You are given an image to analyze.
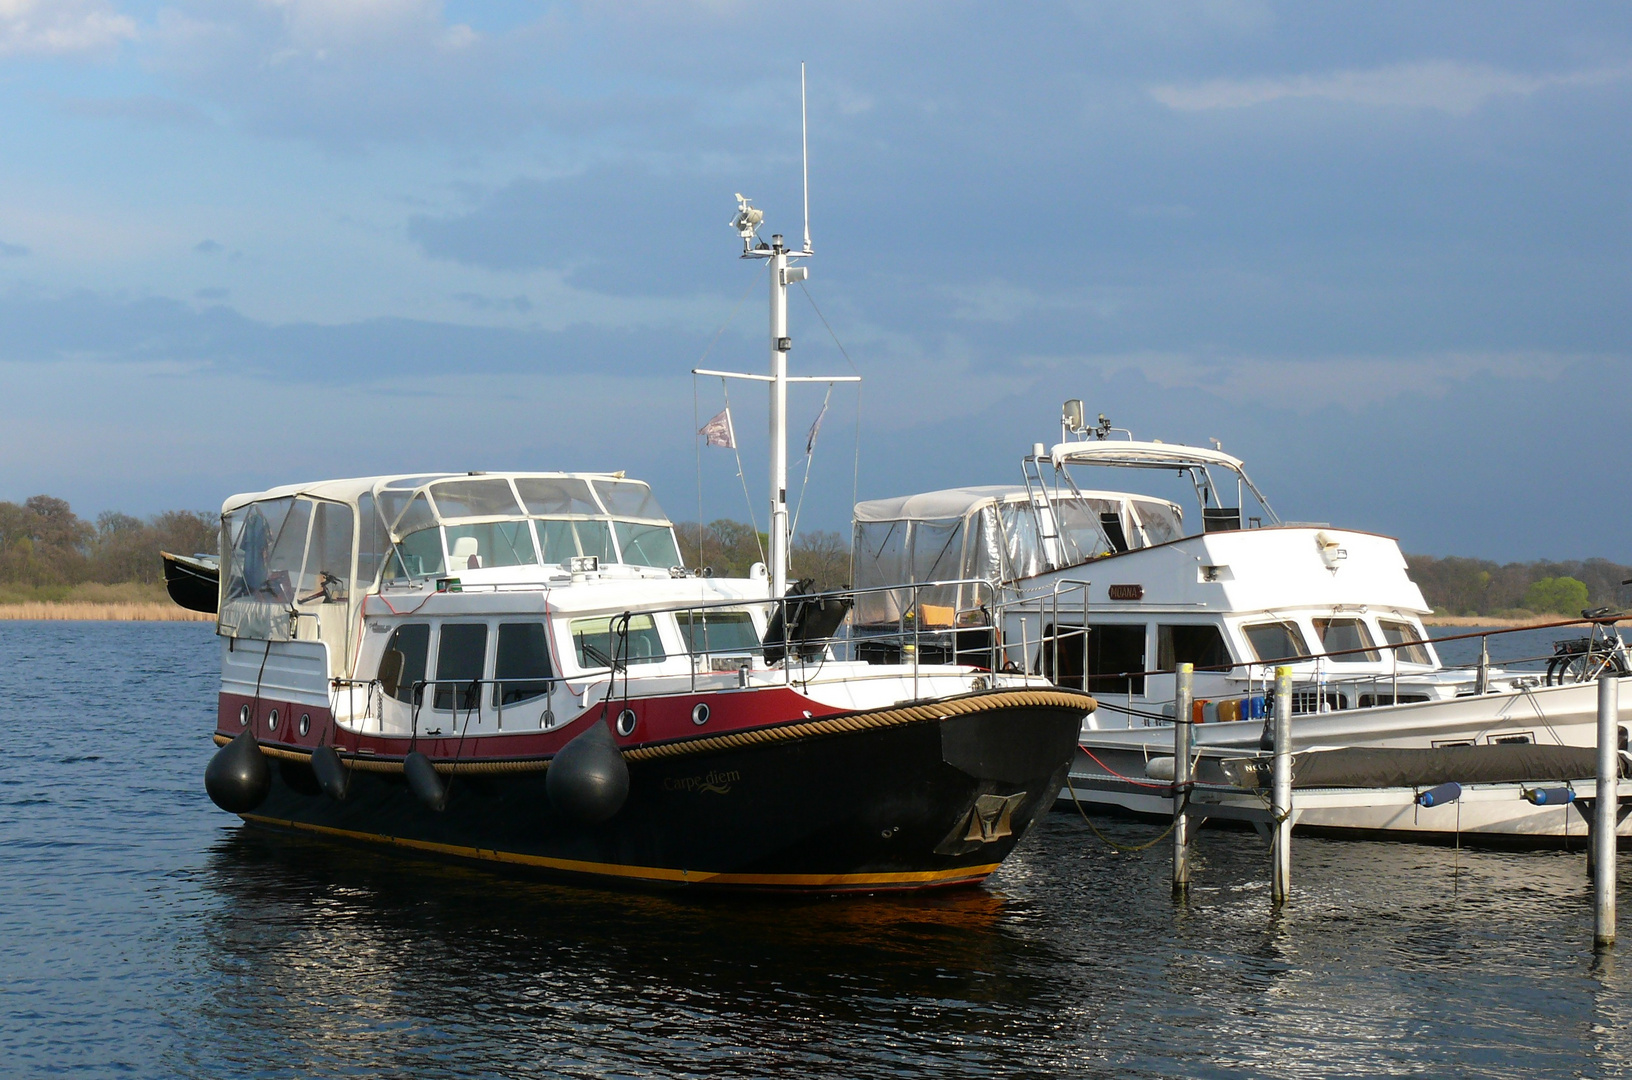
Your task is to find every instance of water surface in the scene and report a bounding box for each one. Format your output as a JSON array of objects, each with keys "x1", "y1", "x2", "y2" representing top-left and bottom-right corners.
[{"x1": 1, "y1": 622, "x2": 1628, "y2": 1078}]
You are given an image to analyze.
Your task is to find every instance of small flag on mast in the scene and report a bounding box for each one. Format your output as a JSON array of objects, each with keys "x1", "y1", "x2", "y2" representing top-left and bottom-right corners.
[
  {"x1": 700, "y1": 408, "x2": 735, "y2": 449},
  {"x1": 805, "y1": 398, "x2": 828, "y2": 455}
]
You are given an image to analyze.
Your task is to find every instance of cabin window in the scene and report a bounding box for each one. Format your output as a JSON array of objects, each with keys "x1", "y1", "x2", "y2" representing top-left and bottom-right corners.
[
  {"x1": 299, "y1": 501, "x2": 354, "y2": 602},
  {"x1": 430, "y1": 478, "x2": 522, "y2": 519},
  {"x1": 445, "y1": 521, "x2": 538, "y2": 570},
  {"x1": 515, "y1": 477, "x2": 601, "y2": 516},
  {"x1": 381, "y1": 623, "x2": 429, "y2": 704},
  {"x1": 493, "y1": 622, "x2": 554, "y2": 706},
  {"x1": 571, "y1": 614, "x2": 666, "y2": 669},
  {"x1": 356, "y1": 493, "x2": 391, "y2": 589},
  {"x1": 613, "y1": 521, "x2": 682, "y2": 568},
  {"x1": 1243, "y1": 621, "x2": 1311, "y2": 664},
  {"x1": 678, "y1": 611, "x2": 761, "y2": 657},
  {"x1": 395, "y1": 491, "x2": 436, "y2": 536},
  {"x1": 1379, "y1": 620, "x2": 1433, "y2": 665},
  {"x1": 1157, "y1": 624, "x2": 1232, "y2": 672},
  {"x1": 1313, "y1": 618, "x2": 1380, "y2": 663},
  {"x1": 396, "y1": 527, "x2": 445, "y2": 578},
  {"x1": 537, "y1": 519, "x2": 616, "y2": 565},
  {"x1": 593, "y1": 480, "x2": 664, "y2": 519},
  {"x1": 433, "y1": 623, "x2": 488, "y2": 711},
  {"x1": 1042, "y1": 623, "x2": 1145, "y2": 695}
]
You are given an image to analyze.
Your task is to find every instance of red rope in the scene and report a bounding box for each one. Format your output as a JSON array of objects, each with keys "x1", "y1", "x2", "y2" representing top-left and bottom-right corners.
[{"x1": 1077, "y1": 743, "x2": 1177, "y2": 791}]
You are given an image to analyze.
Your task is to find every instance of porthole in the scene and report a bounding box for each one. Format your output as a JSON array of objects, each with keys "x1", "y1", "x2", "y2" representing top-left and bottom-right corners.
[
  {"x1": 239, "y1": 704, "x2": 250, "y2": 726},
  {"x1": 616, "y1": 709, "x2": 638, "y2": 737},
  {"x1": 299, "y1": 713, "x2": 311, "y2": 737},
  {"x1": 267, "y1": 708, "x2": 279, "y2": 732},
  {"x1": 691, "y1": 703, "x2": 710, "y2": 726}
]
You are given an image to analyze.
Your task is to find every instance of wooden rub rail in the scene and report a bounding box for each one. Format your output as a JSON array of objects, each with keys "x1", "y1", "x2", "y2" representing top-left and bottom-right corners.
[{"x1": 213, "y1": 688, "x2": 1097, "y2": 774}]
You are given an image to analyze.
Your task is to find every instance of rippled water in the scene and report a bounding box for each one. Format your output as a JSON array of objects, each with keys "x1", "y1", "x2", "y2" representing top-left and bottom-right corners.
[{"x1": 3, "y1": 621, "x2": 1631, "y2": 1079}]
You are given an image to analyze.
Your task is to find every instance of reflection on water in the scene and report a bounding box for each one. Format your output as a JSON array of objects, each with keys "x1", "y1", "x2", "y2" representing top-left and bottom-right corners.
[{"x1": 2, "y1": 622, "x2": 1632, "y2": 1079}]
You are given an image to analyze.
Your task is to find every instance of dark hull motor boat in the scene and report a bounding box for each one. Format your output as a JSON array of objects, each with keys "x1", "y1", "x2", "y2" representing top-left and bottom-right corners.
[
  {"x1": 161, "y1": 550, "x2": 219, "y2": 614},
  {"x1": 200, "y1": 471, "x2": 1091, "y2": 892}
]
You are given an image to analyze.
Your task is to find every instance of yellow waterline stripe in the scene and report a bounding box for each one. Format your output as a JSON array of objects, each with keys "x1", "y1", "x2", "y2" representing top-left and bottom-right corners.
[
  {"x1": 240, "y1": 814, "x2": 999, "y2": 886},
  {"x1": 219, "y1": 688, "x2": 1096, "y2": 773}
]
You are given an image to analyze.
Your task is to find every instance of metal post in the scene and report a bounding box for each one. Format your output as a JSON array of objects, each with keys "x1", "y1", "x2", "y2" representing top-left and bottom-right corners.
[
  {"x1": 1173, "y1": 662, "x2": 1194, "y2": 899},
  {"x1": 1272, "y1": 665, "x2": 1294, "y2": 906},
  {"x1": 768, "y1": 243, "x2": 789, "y2": 600},
  {"x1": 1595, "y1": 673, "x2": 1619, "y2": 949}
]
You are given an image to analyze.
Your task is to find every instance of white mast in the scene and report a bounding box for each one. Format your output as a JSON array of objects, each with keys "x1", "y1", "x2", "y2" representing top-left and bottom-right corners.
[{"x1": 698, "y1": 65, "x2": 857, "y2": 600}]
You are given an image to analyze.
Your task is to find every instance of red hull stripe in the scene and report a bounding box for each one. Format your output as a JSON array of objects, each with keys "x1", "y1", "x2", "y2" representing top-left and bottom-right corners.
[{"x1": 239, "y1": 813, "x2": 998, "y2": 889}]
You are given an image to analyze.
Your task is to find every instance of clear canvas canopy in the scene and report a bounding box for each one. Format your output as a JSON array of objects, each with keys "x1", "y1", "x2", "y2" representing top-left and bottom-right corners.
[
  {"x1": 851, "y1": 486, "x2": 1183, "y2": 626},
  {"x1": 218, "y1": 473, "x2": 681, "y2": 652}
]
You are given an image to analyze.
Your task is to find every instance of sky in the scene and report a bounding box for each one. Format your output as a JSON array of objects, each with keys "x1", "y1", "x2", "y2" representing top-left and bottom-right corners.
[{"x1": 0, "y1": 0, "x2": 1627, "y2": 561}]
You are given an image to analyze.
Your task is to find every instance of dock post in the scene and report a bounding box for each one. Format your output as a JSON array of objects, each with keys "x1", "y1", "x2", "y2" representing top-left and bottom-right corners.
[
  {"x1": 1272, "y1": 666, "x2": 1294, "y2": 907},
  {"x1": 1595, "y1": 673, "x2": 1619, "y2": 950},
  {"x1": 1172, "y1": 662, "x2": 1194, "y2": 899}
]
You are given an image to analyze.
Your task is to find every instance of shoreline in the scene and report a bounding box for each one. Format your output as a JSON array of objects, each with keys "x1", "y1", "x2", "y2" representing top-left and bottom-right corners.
[
  {"x1": 0, "y1": 601, "x2": 212, "y2": 622},
  {"x1": 1422, "y1": 614, "x2": 1588, "y2": 628}
]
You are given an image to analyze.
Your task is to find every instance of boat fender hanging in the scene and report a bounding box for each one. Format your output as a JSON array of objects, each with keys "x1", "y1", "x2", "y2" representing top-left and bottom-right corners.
[
  {"x1": 311, "y1": 744, "x2": 351, "y2": 802},
  {"x1": 205, "y1": 729, "x2": 271, "y2": 813},
  {"x1": 1417, "y1": 781, "x2": 1462, "y2": 808},
  {"x1": 1525, "y1": 787, "x2": 1575, "y2": 806},
  {"x1": 404, "y1": 751, "x2": 448, "y2": 812},
  {"x1": 547, "y1": 719, "x2": 629, "y2": 825}
]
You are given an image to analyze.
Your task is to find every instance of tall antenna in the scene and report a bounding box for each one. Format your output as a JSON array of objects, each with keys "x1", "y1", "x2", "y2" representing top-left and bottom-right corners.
[{"x1": 801, "y1": 61, "x2": 811, "y2": 253}]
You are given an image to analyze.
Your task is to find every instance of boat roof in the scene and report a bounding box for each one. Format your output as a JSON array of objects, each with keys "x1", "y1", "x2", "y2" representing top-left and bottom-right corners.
[
  {"x1": 854, "y1": 485, "x2": 1181, "y2": 523},
  {"x1": 221, "y1": 471, "x2": 632, "y2": 515},
  {"x1": 1048, "y1": 440, "x2": 1247, "y2": 472}
]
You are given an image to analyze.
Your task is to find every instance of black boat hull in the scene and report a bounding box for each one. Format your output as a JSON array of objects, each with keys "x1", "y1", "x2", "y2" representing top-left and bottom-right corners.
[
  {"x1": 161, "y1": 551, "x2": 219, "y2": 614},
  {"x1": 233, "y1": 693, "x2": 1086, "y2": 892}
]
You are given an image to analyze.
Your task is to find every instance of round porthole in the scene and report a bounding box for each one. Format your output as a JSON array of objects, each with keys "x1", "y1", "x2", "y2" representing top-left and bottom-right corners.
[
  {"x1": 299, "y1": 713, "x2": 311, "y2": 736},
  {"x1": 539, "y1": 708, "x2": 555, "y2": 729},
  {"x1": 616, "y1": 709, "x2": 638, "y2": 737},
  {"x1": 691, "y1": 703, "x2": 710, "y2": 726},
  {"x1": 267, "y1": 708, "x2": 279, "y2": 731},
  {"x1": 238, "y1": 704, "x2": 250, "y2": 726}
]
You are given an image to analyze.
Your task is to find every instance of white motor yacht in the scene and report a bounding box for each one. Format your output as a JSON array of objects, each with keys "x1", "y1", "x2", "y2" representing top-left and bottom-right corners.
[{"x1": 852, "y1": 402, "x2": 1631, "y2": 841}]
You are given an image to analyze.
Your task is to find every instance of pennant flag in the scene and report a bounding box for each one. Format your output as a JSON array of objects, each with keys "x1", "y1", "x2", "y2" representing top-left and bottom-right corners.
[
  {"x1": 700, "y1": 408, "x2": 735, "y2": 449},
  {"x1": 804, "y1": 398, "x2": 829, "y2": 456}
]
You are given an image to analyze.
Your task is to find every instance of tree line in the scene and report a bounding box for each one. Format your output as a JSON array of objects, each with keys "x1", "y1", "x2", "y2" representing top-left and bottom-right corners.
[
  {"x1": 0, "y1": 496, "x2": 216, "y2": 588},
  {"x1": 0, "y1": 495, "x2": 1623, "y2": 617}
]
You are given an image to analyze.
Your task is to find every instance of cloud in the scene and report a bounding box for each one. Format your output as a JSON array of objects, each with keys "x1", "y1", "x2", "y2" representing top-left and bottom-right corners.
[
  {"x1": 1151, "y1": 60, "x2": 1630, "y2": 116},
  {"x1": 408, "y1": 168, "x2": 729, "y2": 290},
  {"x1": 0, "y1": 240, "x2": 29, "y2": 257},
  {"x1": 193, "y1": 239, "x2": 223, "y2": 254},
  {"x1": 195, "y1": 287, "x2": 229, "y2": 300},
  {"x1": 0, "y1": 0, "x2": 135, "y2": 57},
  {"x1": 0, "y1": 287, "x2": 699, "y2": 383},
  {"x1": 146, "y1": 0, "x2": 558, "y2": 149}
]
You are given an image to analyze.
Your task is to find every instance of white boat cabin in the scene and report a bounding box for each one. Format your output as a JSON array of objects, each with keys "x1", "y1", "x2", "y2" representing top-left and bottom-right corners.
[
  {"x1": 217, "y1": 472, "x2": 686, "y2": 675},
  {"x1": 853, "y1": 415, "x2": 1488, "y2": 727}
]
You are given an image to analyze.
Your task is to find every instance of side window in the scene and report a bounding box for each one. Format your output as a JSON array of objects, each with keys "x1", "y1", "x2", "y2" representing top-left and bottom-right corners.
[
  {"x1": 434, "y1": 623, "x2": 488, "y2": 711},
  {"x1": 1042, "y1": 623, "x2": 1146, "y2": 695},
  {"x1": 1157, "y1": 624, "x2": 1232, "y2": 672},
  {"x1": 1243, "y1": 621, "x2": 1311, "y2": 664},
  {"x1": 397, "y1": 527, "x2": 445, "y2": 578},
  {"x1": 571, "y1": 614, "x2": 666, "y2": 669},
  {"x1": 494, "y1": 622, "x2": 555, "y2": 707},
  {"x1": 1379, "y1": 620, "x2": 1433, "y2": 665},
  {"x1": 382, "y1": 623, "x2": 429, "y2": 704},
  {"x1": 1313, "y1": 618, "x2": 1380, "y2": 663}
]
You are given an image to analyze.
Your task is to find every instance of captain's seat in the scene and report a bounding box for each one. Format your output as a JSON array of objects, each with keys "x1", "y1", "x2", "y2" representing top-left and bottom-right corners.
[{"x1": 450, "y1": 535, "x2": 482, "y2": 569}]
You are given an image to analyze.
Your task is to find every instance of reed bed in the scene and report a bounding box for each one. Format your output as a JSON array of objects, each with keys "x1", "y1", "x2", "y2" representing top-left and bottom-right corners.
[{"x1": 0, "y1": 602, "x2": 213, "y2": 622}]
